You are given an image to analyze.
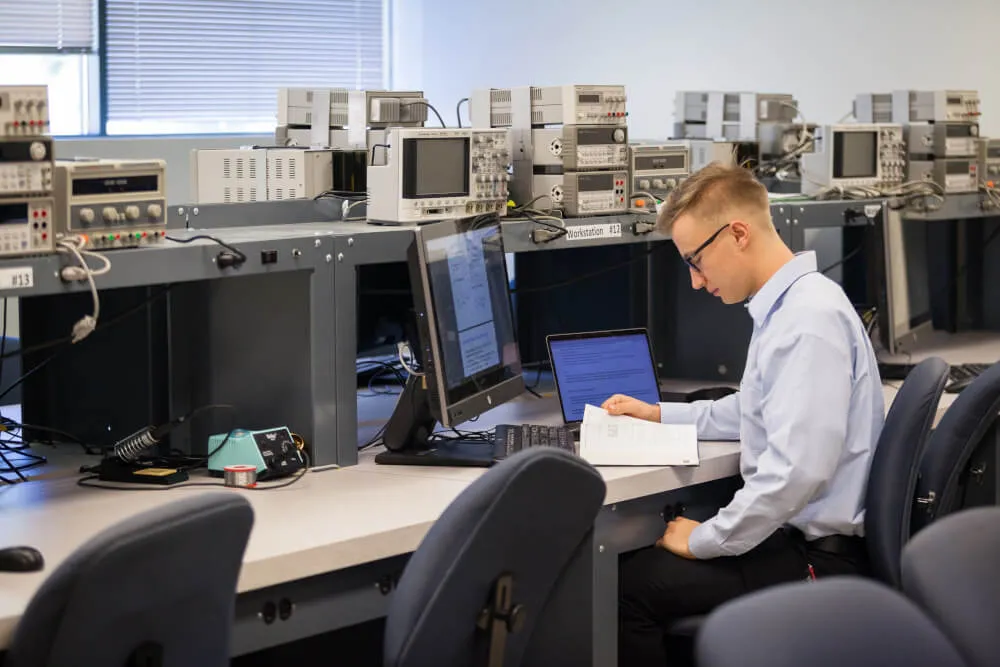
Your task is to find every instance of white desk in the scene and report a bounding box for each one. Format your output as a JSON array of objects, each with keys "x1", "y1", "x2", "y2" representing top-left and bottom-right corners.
[
  {"x1": 0, "y1": 394, "x2": 741, "y2": 663},
  {"x1": 0, "y1": 347, "x2": 978, "y2": 662}
]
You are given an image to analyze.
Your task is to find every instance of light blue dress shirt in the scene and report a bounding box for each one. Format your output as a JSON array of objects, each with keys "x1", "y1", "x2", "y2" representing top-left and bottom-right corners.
[{"x1": 660, "y1": 251, "x2": 884, "y2": 559}]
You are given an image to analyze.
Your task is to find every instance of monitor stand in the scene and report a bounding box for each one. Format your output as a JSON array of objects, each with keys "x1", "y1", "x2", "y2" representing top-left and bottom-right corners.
[{"x1": 373, "y1": 375, "x2": 496, "y2": 467}]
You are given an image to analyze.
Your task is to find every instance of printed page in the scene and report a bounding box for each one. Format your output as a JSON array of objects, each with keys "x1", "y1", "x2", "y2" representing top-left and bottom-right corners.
[{"x1": 579, "y1": 404, "x2": 699, "y2": 466}]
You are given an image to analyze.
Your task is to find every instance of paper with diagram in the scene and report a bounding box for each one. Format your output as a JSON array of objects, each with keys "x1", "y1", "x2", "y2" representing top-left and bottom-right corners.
[{"x1": 579, "y1": 404, "x2": 699, "y2": 466}]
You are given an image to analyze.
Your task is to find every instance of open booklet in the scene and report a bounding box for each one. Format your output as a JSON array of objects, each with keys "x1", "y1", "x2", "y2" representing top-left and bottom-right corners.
[{"x1": 578, "y1": 404, "x2": 700, "y2": 467}]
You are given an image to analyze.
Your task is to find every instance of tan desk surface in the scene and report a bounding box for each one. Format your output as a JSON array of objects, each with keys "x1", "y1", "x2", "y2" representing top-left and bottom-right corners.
[{"x1": 0, "y1": 330, "x2": 982, "y2": 650}]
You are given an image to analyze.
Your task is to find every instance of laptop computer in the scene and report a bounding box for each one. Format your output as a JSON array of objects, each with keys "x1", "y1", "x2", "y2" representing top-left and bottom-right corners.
[
  {"x1": 546, "y1": 328, "x2": 662, "y2": 429},
  {"x1": 492, "y1": 327, "x2": 707, "y2": 462}
]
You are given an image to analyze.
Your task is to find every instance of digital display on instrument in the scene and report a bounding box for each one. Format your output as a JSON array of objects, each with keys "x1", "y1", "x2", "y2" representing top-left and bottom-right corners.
[
  {"x1": 946, "y1": 161, "x2": 971, "y2": 175},
  {"x1": 0, "y1": 203, "x2": 28, "y2": 225},
  {"x1": 0, "y1": 140, "x2": 48, "y2": 162},
  {"x1": 832, "y1": 131, "x2": 877, "y2": 179},
  {"x1": 402, "y1": 137, "x2": 470, "y2": 198},
  {"x1": 947, "y1": 96, "x2": 962, "y2": 105},
  {"x1": 946, "y1": 124, "x2": 975, "y2": 137},
  {"x1": 72, "y1": 175, "x2": 160, "y2": 196},
  {"x1": 578, "y1": 94, "x2": 601, "y2": 104},
  {"x1": 635, "y1": 154, "x2": 686, "y2": 171},
  {"x1": 577, "y1": 173, "x2": 615, "y2": 192},
  {"x1": 577, "y1": 127, "x2": 622, "y2": 145},
  {"x1": 987, "y1": 147, "x2": 1000, "y2": 159}
]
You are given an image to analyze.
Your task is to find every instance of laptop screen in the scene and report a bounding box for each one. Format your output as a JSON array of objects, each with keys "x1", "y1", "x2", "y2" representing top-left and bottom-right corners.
[{"x1": 548, "y1": 330, "x2": 661, "y2": 423}]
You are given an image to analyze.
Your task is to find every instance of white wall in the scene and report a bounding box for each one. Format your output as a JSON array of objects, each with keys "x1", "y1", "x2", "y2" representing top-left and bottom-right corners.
[
  {"x1": 56, "y1": 134, "x2": 271, "y2": 205},
  {"x1": 398, "y1": 0, "x2": 1000, "y2": 138}
]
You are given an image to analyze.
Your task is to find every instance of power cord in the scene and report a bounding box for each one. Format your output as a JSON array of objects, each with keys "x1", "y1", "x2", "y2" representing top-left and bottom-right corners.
[
  {"x1": 401, "y1": 100, "x2": 447, "y2": 128},
  {"x1": 370, "y1": 143, "x2": 390, "y2": 166},
  {"x1": 164, "y1": 235, "x2": 247, "y2": 269},
  {"x1": 456, "y1": 97, "x2": 469, "y2": 128}
]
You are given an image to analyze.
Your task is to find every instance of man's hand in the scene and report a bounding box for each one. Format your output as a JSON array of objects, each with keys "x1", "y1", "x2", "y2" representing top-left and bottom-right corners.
[
  {"x1": 656, "y1": 517, "x2": 700, "y2": 559},
  {"x1": 600, "y1": 394, "x2": 661, "y2": 422}
]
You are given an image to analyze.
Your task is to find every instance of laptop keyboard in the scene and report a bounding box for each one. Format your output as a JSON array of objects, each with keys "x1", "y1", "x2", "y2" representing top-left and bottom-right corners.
[{"x1": 494, "y1": 424, "x2": 577, "y2": 458}]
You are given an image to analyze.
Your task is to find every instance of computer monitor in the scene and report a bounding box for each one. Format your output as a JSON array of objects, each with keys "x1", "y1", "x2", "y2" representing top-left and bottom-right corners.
[
  {"x1": 883, "y1": 207, "x2": 933, "y2": 353},
  {"x1": 376, "y1": 218, "x2": 525, "y2": 466}
]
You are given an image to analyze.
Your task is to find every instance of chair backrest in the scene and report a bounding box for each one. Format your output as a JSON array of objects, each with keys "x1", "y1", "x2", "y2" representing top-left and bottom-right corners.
[
  {"x1": 383, "y1": 447, "x2": 606, "y2": 667},
  {"x1": 865, "y1": 356, "x2": 949, "y2": 587},
  {"x1": 903, "y1": 506, "x2": 1000, "y2": 667},
  {"x1": 912, "y1": 362, "x2": 1000, "y2": 535},
  {"x1": 5, "y1": 493, "x2": 254, "y2": 667},
  {"x1": 696, "y1": 578, "x2": 964, "y2": 667}
]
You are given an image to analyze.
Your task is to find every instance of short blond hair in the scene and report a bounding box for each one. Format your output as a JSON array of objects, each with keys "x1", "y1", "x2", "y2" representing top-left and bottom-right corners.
[{"x1": 657, "y1": 161, "x2": 770, "y2": 233}]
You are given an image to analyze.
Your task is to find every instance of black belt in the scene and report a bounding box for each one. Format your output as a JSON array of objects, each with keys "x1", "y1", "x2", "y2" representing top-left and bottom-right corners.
[{"x1": 782, "y1": 526, "x2": 866, "y2": 559}]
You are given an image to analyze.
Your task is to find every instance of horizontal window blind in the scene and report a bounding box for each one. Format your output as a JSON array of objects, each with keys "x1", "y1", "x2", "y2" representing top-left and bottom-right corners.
[
  {"x1": 0, "y1": 1, "x2": 96, "y2": 51},
  {"x1": 105, "y1": 0, "x2": 385, "y2": 134}
]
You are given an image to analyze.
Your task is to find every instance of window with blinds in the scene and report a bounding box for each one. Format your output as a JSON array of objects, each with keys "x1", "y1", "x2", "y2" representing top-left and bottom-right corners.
[
  {"x1": 0, "y1": 1, "x2": 97, "y2": 52},
  {"x1": 104, "y1": 0, "x2": 388, "y2": 135}
]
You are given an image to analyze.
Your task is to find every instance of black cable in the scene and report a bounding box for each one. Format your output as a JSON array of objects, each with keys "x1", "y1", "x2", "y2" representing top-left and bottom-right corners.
[
  {"x1": 76, "y1": 457, "x2": 310, "y2": 491},
  {"x1": 2, "y1": 418, "x2": 100, "y2": 455},
  {"x1": 820, "y1": 245, "x2": 864, "y2": 275},
  {"x1": 402, "y1": 100, "x2": 447, "y2": 128},
  {"x1": 313, "y1": 190, "x2": 367, "y2": 201},
  {"x1": 370, "y1": 143, "x2": 390, "y2": 166},
  {"x1": 456, "y1": 97, "x2": 469, "y2": 128},
  {"x1": 1, "y1": 285, "x2": 174, "y2": 361},
  {"x1": 0, "y1": 353, "x2": 55, "y2": 405},
  {"x1": 164, "y1": 235, "x2": 246, "y2": 267},
  {"x1": 511, "y1": 241, "x2": 673, "y2": 295},
  {"x1": 0, "y1": 298, "x2": 7, "y2": 390}
]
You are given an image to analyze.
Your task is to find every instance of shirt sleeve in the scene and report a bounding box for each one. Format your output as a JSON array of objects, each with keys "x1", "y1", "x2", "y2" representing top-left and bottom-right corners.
[
  {"x1": 688, "y1": 330, "x2": 852, "y2": 559},
  {"x1": 659, "y1": 392, "x2": 741, "y2": 441}
]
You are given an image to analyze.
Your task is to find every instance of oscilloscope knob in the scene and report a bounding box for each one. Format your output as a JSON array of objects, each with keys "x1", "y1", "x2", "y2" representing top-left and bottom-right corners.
[
  {"x1": 29, "y1": 141, "x2": 47, "y2": 161},
  {"x1": 147, "y1": 203, "x2": 163, "y2": 219},
  {"x1": 124, "y1": 205, "x2": 140, "y2": 221},
  {"x1": 78, "y1": 208, "x2": 95, "y2": 225},
  {"x1": 102, "y1": 207, "x2": 119, "y2": 223},
  {"x1": 612, "y1": 128, "x2": 626, "y2": 143}
]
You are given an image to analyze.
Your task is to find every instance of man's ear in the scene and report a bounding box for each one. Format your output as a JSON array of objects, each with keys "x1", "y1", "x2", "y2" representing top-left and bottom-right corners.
[{"x1": 730, "y1": 220, "x2": 751, "y2": 248}]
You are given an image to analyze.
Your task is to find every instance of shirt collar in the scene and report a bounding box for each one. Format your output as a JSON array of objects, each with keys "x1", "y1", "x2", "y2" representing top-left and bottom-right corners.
[{"x1": 746, "y1": 251, "x2": 818, "y2": 326}]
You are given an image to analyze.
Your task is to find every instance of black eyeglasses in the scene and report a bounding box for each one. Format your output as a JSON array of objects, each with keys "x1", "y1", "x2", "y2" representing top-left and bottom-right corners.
[{"x1": 682, "y1": 224, "x2": 730, "y2": 273}]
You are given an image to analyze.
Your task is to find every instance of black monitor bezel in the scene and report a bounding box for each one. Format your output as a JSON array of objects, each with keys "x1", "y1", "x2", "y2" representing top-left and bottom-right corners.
[
  {"x1": 545, "y1": 327, "x2": 660, "y2": 425},
  {"x1": 408, "y1": 218, "x2": 524, "y2": 428}
]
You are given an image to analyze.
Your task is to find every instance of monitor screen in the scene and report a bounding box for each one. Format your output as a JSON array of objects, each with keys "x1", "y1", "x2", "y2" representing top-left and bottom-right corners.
[
  {"x1": 832, "y1": 130, "x2": 877, "y2": 179},
  {"x1": 548, "y1": 330, "x2": 661, "y2": 423},
  {"x1": 402, "y1": 137, "x2": 470, "y2": 198},
  {"x1": 418, "y1": 220, "x2": 521, "y2": 417}
]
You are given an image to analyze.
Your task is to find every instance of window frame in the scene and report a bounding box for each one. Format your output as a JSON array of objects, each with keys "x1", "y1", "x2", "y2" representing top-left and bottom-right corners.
[{"x1": 35, "y1": 0, "x2": 395, "y2": 138}]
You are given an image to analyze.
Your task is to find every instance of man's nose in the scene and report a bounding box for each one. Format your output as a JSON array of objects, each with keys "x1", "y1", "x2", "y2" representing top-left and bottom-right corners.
[{"x1": 689, "y1": 267, "x2": 705, "y2": 290}]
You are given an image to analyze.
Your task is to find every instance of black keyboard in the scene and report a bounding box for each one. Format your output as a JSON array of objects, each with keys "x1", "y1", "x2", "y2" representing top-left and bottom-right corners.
[
  {"x1": 494, "y1": 424, "x2": 577, "y2": 459},
  {"x1": 879, "y1": 362, "x2": 992, "y2": 384},
  {"x1": 949, "y1": 363, "x2": 990, "y2": 382}
]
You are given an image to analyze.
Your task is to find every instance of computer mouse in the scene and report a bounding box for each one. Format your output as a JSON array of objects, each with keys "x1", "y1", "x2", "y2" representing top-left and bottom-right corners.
[
  {"x1": 686, "y1": 386, "x2": 738, "y2": 402},
  {"x1": 0, "y1": 546, "x2": 44, "y2": 572}
]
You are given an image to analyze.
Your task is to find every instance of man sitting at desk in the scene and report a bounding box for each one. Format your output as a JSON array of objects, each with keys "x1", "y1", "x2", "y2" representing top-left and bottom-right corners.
[{"x1": 602, "y1": 162, "x2": 884, "y2": 666}]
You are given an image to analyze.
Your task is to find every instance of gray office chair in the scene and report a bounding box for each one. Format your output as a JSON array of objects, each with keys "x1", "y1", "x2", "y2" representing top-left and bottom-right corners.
[
  {"x1": 911, "y1": 362, "x2": 1000, "y2": 535},
  {"x1": 863, "y1": 355, "x2": 950, "y2": 587},
  {"x1": 4, "y1": 493, "x2": 254, "y2": 667},
  {"x1": 666, "y1": 356, "x2": 950, "y2": 644},
  {"x1": 383, "y1": 447, "x2": 606, "y2": 667},
  {"x1": 903, "y1": 506, "x2": 1000, "y2": 667},
  {"x1": 696, "y1": 578, "x2": 965, "y2": 667}
]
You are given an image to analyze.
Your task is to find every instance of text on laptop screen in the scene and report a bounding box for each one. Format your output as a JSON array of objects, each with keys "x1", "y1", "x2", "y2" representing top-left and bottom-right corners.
[{"x1": 549, "y1": 332, "x2": 661, "y2": 422}]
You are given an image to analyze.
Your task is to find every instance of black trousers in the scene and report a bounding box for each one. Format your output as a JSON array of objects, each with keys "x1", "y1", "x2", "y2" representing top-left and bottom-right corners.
[{"x1": 618, "y1": 529, "x2": 868, "y2": 667}]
